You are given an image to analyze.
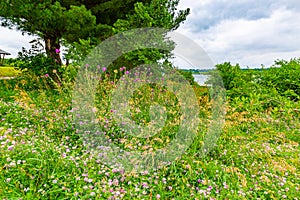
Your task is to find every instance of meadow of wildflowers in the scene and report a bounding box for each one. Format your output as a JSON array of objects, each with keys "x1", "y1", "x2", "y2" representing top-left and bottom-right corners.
[{"x1": 0, "y1": 63, "x2": 299, "y2": 199}]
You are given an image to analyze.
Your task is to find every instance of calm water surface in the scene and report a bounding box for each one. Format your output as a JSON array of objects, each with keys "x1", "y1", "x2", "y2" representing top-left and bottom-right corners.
[{"x1": 192, "y1": 74, "x2": 209, "y2": 86}]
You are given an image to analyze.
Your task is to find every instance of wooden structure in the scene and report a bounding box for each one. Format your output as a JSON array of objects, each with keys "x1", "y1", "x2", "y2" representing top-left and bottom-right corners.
[{"x1": 0, "y1": 49, "x2": 11, "y2": 65}]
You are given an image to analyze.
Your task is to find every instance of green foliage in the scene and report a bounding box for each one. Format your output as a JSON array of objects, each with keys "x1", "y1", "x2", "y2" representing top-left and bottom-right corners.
[
  {"x1": 13, "y1": 39, "x2": 57, "y2": 77},
  {"x1": 0, "y1": 57, "x2": 300, "y2": 199},
  {"x1": 0, "y1": 1, "x2": 97, "y2": 65},
  {"x1": 213, "y1": 59, "x2": 300, "y2": 115},
  {"x1": 113, "y1": 0, "x2": 189, "y2": 30},
  {"x1": 1, "y1": 0, "x2": 191, "y2": 91},
  {"x1": 62, "y1": 38, "x2": 96, "y2": 65},
  {"x1": 53, "y1": 64, "x2": 79, "y2": 92},
  {"x1": 6, "y1": 2, "x2": 299, "y2": 199},
  {"x1": 259, "y1": 59, "x2": 300, "y2": 101},
  {"x1": 108, "y1": 0, "x2": 190, "y2": 71},
  {"x1": 1, "y1": 0, "x2": 189, "y2": 68},
  {"x1": 215, "y1": 62, "x2": 241, "y2": 90},
  {"x1": 7, "y1": 39, "x2": 78, "y2": 91},
  {"x1": 2, "y1": 58, "x2": 18, "y2": 65},
  {"x1": 0, "y1": 1, "x2": 96, "y2": 42},
  {"x1": 178, "y1": 69, "x2": 196, "y2": 85}
]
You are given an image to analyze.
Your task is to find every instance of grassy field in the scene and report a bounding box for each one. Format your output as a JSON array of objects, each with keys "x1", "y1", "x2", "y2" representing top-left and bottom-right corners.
[
  {"x1": 0, "y1": 61, "x2": 299, "y2": 199},
  {"x1": 0, "y1": 66, "x2": 21, "y2": 77}
]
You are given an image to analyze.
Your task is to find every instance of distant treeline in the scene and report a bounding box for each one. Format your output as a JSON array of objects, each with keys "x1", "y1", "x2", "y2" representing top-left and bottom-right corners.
[{"x1": 180, "y1": 67, "x2": 269, "y2": 74}]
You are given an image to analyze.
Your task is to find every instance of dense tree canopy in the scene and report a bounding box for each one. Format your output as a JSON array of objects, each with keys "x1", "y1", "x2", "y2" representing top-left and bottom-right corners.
[
  {"x1": 110, "y1": 0, "x2": 190, "y2": 70},
  {"x1": 0, "y1": 0, "x2": 96, "y2": 64},
  {"x1": 0, "y1": 0, "x2": 189, "y2": 69}
]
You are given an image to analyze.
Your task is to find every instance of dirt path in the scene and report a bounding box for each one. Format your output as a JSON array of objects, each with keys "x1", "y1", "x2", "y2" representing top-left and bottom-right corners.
[{"x1": 0, "y1": 77, "x2": 15, "y2": 80}]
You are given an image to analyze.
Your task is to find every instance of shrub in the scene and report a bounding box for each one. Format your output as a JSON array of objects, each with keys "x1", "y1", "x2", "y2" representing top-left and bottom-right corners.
[
  {"x1": 15, "y1": 50, "x2": 57, "y2": 77},
  {"x1": 215, "y1": 62, "x2": 241, "y2": 90},
  {"x1": 12, "y1": 39, "x2": 59, "y2": 78},
  {"x1": 178, "y1": 70, "x2": 196, "y2": 85},
  {"x1": 213, "y1": 59, "x2": 300, "y2": 112},
  {"x1": 259, "y1": 59, "x2": 300, "y2": 101}
]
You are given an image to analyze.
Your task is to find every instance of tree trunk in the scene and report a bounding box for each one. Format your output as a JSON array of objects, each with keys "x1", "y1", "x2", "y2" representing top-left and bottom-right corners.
[
  {"x1": 44, "y1": 36, "x2": 62, "y2": 84},
  {"x1": 44, "y1": 36, "x2": 62, "y2": 66}
]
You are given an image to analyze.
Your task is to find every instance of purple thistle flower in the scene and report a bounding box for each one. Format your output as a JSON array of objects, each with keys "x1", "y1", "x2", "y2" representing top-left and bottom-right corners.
[{"x1": 55, "y1": 49, "x2": 60, "y2": 53}]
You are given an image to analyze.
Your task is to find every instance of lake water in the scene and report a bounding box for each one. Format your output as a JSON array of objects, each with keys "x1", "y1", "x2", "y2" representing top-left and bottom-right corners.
[{"x1": 192, "y1": 74, "x2": 209, "y2": 86}]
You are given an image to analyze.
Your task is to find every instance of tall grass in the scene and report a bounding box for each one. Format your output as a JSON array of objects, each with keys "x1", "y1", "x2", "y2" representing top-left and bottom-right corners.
[{"x1": 0, "y1": 61, "x2": 299, "y2": 199}]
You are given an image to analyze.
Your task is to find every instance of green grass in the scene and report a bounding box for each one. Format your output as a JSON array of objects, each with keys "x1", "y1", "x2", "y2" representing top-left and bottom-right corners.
[
  {"x1": 0, "y1": 66, "x2": 21, "y2": 77},
  {"x1": 0, "y1": 65, "x2": 299, "y2": 199}
]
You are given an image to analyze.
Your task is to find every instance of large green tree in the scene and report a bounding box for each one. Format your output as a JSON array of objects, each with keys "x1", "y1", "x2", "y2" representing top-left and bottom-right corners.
[
  {"x1": 0, "y1": 0, "x2": 189, "y2": 67},
  {"x1": 110, "y1": 0, "x2": 190, "y2": 70},
  {"x1": 0, "y1": 0, "x2": 97, "y2": 65}
]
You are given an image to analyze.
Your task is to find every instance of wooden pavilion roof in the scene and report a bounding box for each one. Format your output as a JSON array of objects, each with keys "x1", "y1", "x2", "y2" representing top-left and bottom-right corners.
[{"x1": 0, "y1": 49, "x2": 11, "y2": 55}]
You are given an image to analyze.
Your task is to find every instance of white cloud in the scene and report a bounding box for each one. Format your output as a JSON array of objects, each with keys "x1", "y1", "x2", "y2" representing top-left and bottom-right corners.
[
  {"x1": 0, "y1": 27, "x2": 35, "y2": 58},
  {"x1": 175, "y1": 0, "x2": 300, "y2": 68}
]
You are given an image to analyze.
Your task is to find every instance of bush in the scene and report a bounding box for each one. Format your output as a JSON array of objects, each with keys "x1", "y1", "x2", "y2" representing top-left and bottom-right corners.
[
  {"x1": 178, "y1": 70, "x2": 196, "y2": 85},
  {"x1": 215, "y1": 62, "x2": 241, "y2": 90},
  {"x1": 259, "y1": 59, "x2": 300, "y2": 101},
  {"x1": 212, "y1": 59, "x2": 300, "y2": 113},
  {"x1": 12, "y1": 39, "x2": 59, "y2": 78},
  {"x1": 15, "y1": 50, "x2": 57, "y2": 77}
]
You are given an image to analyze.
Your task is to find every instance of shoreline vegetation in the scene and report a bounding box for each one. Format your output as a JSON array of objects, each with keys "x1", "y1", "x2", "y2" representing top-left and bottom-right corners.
[
  {"x1": 0, "y1": 58, "x2": 299, "y2": 199},
  {"x1": 181, "y1": 67, "x2": 271, "y2": 75},
  {"x1": 0, "y1": 66, "x2": 271, "y2": 77}
]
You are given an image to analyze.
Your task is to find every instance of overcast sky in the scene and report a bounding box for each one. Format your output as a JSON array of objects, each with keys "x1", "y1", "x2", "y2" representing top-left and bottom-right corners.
[{"x1": 1, "y1": 0, "x2": 300, "y2": 68}]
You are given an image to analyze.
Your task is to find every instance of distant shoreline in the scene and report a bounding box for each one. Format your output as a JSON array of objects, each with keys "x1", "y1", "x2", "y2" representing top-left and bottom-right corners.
[{"x1": 180, "y1": 68, "x2": 270, "y2": 74}]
